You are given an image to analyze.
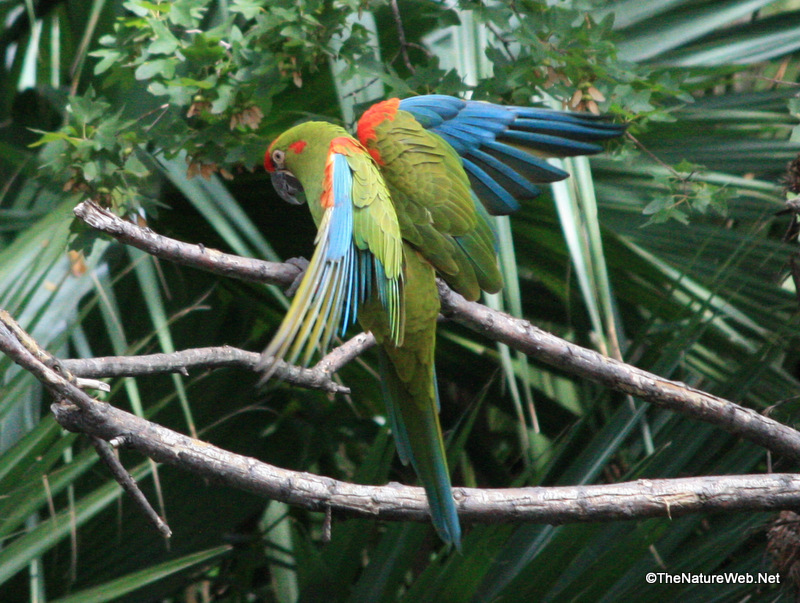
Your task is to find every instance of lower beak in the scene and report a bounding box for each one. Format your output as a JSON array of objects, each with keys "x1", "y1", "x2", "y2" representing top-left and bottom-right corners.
[{"x1": 271, "y1": 171, "x2": 305, "y2": 205}]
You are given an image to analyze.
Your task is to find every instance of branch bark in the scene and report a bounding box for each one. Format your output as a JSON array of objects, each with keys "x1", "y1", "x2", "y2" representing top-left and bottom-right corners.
[
  {"x1": 73, "y1": 201, "x2": 301, "y2": 287},
  {"x1": 48, "y1": 392, "x2": 800, "y2": 525},
  {"x1": 3, "y1": 308, "x2": 796, "y2": 526},
  {"x1": 59, "y1": 345, "x2": 353, "y2": 395}
]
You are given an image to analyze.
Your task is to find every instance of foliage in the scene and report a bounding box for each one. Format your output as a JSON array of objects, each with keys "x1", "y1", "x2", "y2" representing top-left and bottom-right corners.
[{"x1": 1, "y1": 0, "x2": 800, "y2": 601}]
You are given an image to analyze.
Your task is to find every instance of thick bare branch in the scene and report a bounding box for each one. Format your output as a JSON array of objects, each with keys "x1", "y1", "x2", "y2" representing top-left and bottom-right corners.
[
  {"x1": 437, "y1": 282, "x2": 800, "y2": 463},
  {"x1": 4, "y1": 301, "x2": 800, "y2": 529},
  {"x1": 0, "y1": 313, "x2": 169, "y2": 534},
  {"x1": 50, "y1": 395, "x2": 800, "y2": 525}
]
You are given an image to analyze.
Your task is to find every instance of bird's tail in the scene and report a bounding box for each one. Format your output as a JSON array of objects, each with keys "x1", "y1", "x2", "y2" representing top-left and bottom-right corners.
[
  {"x1": 360, "y1": 247, "x2": 461, "y2": 547},
  {"x1": 378, "y1": 347, "x2": 461, "y2": 548}
]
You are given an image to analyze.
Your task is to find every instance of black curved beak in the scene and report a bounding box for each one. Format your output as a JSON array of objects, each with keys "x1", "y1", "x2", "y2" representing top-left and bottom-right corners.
[{"x1": 271, "y1": 171, "x2": 305, "y2": 205}]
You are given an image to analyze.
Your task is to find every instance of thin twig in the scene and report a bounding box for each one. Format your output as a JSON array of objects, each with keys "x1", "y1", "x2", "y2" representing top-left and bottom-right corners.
[
  {"x1": 390, "y1": 0, "x2": 415, "y2": 74},
  {"x1": 60, "y1": 346, "x2": 348, "y2": 394},
  {"x1": 316, "y1": 332, "x2": 376, "y2": 374},
  {"x1": 91, "y1": 436, "x2": 172, "y2": 539}
]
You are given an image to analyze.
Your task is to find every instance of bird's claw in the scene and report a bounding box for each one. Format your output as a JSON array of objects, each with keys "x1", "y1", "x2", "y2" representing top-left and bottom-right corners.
[{"x1": 284, "y1": 256, "x2": 310, "y2": 297}]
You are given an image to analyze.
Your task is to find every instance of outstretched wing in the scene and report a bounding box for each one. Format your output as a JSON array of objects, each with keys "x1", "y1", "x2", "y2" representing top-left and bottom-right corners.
[
  {"x1": 398, "y1": 94, "x2": 625, "y2": 215},
  {"x1": 261, "y1": 139, "x2": 404, "y2": 379},
  {"x1": 357, "y1": 99, "x2": 502, "y2": 301}
]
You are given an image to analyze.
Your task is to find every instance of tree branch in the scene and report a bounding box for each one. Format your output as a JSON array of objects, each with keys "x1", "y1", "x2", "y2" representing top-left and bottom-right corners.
[
  {"x1": 389, "y1": 0, "x2": 415, "y2": 74},
  {"x1": 59, "y1": 345, "x2": 351, "y2": 395},
  {"x1": 46, "y1": 387, "x2": 800, "y2": 525},
  {"x1": 2, "y1": 247, "x2": 800, "y2": 530},
  {"x1": 0, "y1": 311, "x2": 170, "y2": 534},
  {"x1": 73, "y1": 200, "x2": 800, "y2": 464},
  {"x1": 91, "y1": 435, "x2": 172, "y2": 539},
  {"x1": 73, "y1": 201, "x2": 301, "y2": 287},
  {"x1": 436, "y1": 282, "x2": 800, "y2": 463},
  {"x1": 10, "y1": 293, "x2": 796, "y2": 525}
]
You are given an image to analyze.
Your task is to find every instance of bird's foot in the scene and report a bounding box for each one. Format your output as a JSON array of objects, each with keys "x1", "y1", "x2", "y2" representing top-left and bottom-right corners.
[{"x1": 284, "y1": 256, "x2": 310, "y2": 297}]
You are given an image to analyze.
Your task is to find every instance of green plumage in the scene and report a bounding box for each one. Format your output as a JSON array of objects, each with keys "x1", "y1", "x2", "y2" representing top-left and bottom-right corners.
[
  {"x1": 264, "y1": 119, "x2": 462, "y2": 545},
  {"x1": 358, "y1": 247, "x2": 458, "y2": 544},
  {"x1": 367, "y1": 109, "x2": 503, "y2": 301}
]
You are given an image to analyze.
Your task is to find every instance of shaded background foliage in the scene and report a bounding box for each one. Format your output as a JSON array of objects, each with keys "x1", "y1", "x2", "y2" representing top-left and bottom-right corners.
[{"x1": 2, "y1": 0, "x2": 800, "y2": 600}]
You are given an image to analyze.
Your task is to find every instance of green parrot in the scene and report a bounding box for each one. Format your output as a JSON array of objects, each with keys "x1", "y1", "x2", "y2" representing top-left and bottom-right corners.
[{"x1": 262, "y1": 95, "x2": 624, "y2": 547}]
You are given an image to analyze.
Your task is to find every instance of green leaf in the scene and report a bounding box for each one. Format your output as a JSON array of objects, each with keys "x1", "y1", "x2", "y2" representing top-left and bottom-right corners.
[
  {"x1": 51, "y1": 546, "x2": 232, "y2": 603},
  {"x1": 147, "y1": 20, "x2": 180, "y2": 55},
  {"x1": 230, "y1": 0, "x2": 263, "y2": 20},
  {"x1": 134, "y1": 58, "x2": 176, "y2": 80},
  {"x1": 91, "y1": 49, "x2": 124, "y2": 75}
]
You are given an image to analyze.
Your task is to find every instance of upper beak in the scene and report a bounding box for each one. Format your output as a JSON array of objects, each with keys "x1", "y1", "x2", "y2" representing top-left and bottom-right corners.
[{"x1": 271, "y1": 171, "x2": 305, "y2": 205}]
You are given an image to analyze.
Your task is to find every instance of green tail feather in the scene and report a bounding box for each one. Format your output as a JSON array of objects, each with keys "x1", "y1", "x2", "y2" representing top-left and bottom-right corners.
[
  {"x1": 378, "y1": 348, "x2": 462, "y2": 548},
  {"x1": 359, "y1": 246, "x2": 461, "y2": 547}
]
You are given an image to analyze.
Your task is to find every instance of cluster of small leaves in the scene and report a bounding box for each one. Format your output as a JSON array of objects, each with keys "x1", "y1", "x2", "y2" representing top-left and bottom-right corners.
[
  {"x1": 32, "y1": 0, "x2": 701, "y2": 226},
  {"x1": 464, "y1": 0, "x2": 720, "y2": 227},
  {"x1": 467, "y1": 1, "x2": 692, "y2": 124},
  {"x1": 33, "y1": 0, "x2": 374, "y2": 215},
  {"x1": 641, "y1": 160, "x2": 734, "y2": 226},
  {"x1": 31, "y1": 89, "x2": 154, "y2": 211}
]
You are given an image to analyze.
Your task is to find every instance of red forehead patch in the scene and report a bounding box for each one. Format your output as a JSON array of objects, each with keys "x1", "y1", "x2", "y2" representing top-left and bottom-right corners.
[
  {"x1": 264, "y1": 140, "x2": 276, "y2": 172},
  {"x1": 289, "y1": 140, "x2": 307, "y2": 154}
]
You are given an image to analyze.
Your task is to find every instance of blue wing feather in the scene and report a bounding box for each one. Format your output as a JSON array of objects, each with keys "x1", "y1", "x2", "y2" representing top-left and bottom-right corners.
[
  {"x1": 499, "y1": 129, "x2": 604, "y2": 155},
  {"x1": 399, "y1": 95, "x2": 625, "y2": 215},
  {"x1": 327, "y1": 153, "x2": 354, "y2": 259},
  {"x1": 261, "y1": 151, "x2": 395, "y2": 376},
  {"x1": 461, "y1": 157, "x2": 521, "y2": 215}
]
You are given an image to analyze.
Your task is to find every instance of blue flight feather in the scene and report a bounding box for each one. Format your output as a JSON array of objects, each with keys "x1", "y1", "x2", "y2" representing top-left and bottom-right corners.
[
  {"x1": 261, "y1": 150, "x2": 391, "y2": 373},
  {"x1": 499, "y1": 129, "x2": 604, "y2": 155},
  {"x1": 513, "y1": 118, "x2": 624, "y2": 140},
  {"x1": 483, "y1": 140, "x2": 569, "y2": 182},
  {"x1": 327, "y1": 153, "x2": 354, "y2": 260},
  {"x1": 469, "y1": 148, "x2": 543, "y2": 198},
  {"x1": 462, "y1": 157, "x2": 521, "y2": 215},
  {"x1": 399, "y1": 94, "x2": 624, "y2": 215}
]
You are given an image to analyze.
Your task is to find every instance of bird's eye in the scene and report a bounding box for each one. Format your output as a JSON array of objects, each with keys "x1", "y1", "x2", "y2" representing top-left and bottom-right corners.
[{"x1": 272, "y1": 149, "x2": 285, "y2": 167}]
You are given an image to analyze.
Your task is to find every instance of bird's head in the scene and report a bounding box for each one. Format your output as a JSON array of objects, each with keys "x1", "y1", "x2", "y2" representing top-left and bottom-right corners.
[{"x1": 264, "y1": 135, "x2": 307, "y2": 205}]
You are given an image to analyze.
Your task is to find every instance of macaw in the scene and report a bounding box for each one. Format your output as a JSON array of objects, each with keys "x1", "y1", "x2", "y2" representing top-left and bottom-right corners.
[{"x1": 262, "y1": 95, "x2": 624, "y2": 547}]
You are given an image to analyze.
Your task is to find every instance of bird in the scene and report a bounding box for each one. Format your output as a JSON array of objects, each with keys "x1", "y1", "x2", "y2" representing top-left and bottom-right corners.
[{"x1": 261, "y1": 94, "x2": 624, "y2": 547}]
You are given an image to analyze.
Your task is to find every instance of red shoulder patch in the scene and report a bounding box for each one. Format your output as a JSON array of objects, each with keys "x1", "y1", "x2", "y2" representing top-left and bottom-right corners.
[
  {"x1": 356, "y1": 98, "x2": 400, "y2": 156},
  {"x1": 321, "y1": 137, "x2": 361, "y2": 209},
  {"x1": 329, "y1": 136, "x2": 361, "y2": 155}
]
